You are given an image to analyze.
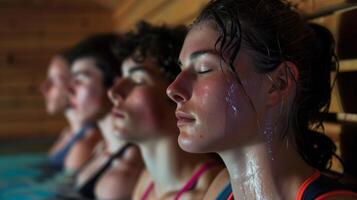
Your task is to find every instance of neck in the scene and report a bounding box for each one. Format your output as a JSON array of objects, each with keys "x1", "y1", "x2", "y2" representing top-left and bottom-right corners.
[
  {"x1": 138, "y1": 134, "x2": 210, "y2": 197},
  {"x1": 64, "y1": 108, "x2": 81, "y2": 133},
  {"x1": 219, "y1": 134, "x2": 314, "y2": 200},
  {"x1": 98, "y1": 114, "x2": 126, "y2": 153}
]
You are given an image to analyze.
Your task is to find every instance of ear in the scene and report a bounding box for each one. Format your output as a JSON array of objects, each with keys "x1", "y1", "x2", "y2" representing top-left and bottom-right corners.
[{"x1": 266, "y1": 61, "x2": 299, "y2": 107}]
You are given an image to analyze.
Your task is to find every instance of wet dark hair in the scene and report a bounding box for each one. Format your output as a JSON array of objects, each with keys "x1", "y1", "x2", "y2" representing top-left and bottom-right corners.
[
  {"x1": 117, "y1": 21, "x2": 187, "y2": 83},
  {"x1": 195, "y1": 0, "x2": 337, "y2": 170},
  {"x1": 67, "y1": 33, "x2": 122, "y2": 88}
]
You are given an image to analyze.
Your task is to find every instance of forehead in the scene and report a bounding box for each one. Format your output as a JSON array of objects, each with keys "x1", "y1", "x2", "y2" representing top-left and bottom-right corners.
[
  {"x1": 71, "y1": 57, "x2": 101, "y2": 75},
  {"x1": 121, "y1": 56, "x2": 159, "y2": 76},
  {"x1": 49, "y1": 58, "x2": 69, "y2": 74},
  {"x1": 180, "y1": 23, "x2": 220, "y2": 61}
]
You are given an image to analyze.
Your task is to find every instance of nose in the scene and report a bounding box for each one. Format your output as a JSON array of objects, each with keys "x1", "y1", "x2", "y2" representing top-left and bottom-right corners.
[
  {"x1": 68, "y1": 78, "x2": 77, "y2": 97},
  {"x1": 166, "y1": 72, "x2": 191, "y2": 104},
  {"x1": 108, "y1": 77, "x2": 126, "y2": 107}
]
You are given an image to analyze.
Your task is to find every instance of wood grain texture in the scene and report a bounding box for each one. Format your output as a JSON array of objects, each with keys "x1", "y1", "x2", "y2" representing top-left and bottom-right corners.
[{"x1": 0, "y1": 0, "x2": 113, "y2": 139}]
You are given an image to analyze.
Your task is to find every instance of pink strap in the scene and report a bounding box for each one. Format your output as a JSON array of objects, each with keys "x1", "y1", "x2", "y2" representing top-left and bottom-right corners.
[
  {"x1": 141, "y1": 162, "x2": 216, "y2": 200},
  {"x1": 174, "y1": 162, "x2": 217, "y2": 200},
  {"x1": 141, "y1": 182, "x2": 154, "y2": 200}
]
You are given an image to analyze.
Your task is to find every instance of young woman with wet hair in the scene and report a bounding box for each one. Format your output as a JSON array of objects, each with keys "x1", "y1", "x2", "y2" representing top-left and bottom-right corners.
[
  {"x1": 108, "y1": 21, "x2": 223, "y2": 200},
  {"x1": 167, "y1": 0, "x2": 357, "y2": 199},
  {"x1": 65, "y1": 33, "x2": 144, "y2": 200},
  {"x1": 41, "y1": 52, "x2": 83, "y2": 171}
]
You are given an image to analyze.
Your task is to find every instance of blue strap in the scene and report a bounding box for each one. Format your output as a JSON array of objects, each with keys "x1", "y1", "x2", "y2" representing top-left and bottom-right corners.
[
  {"x1": 215, "y1": 182, "x2": 232, "y2": 200},
  {"x1": 49, "y1": 123, "x2": 95, "y2": 170}
]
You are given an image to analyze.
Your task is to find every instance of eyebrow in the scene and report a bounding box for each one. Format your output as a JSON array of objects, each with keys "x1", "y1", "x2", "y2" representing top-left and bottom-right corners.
[
  {"x1": 179, "y1": 49, "x2": 219, "y2": 66},
  {"x1": 127, "y1": 65, "x2": 149, "y2": 75},
  {"x1": 72, "y1": 70, "x2": 91, "y2": 78}
]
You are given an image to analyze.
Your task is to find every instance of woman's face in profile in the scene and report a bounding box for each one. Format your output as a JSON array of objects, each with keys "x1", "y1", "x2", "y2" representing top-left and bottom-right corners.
[
  {"x1": 41, "y1": 57, "x2": 71, "y2": 115},
  {"x1": 167, "y1": 23, "x2": 268, "y2": 153},
  {"x1": 109, "y1": 57, "x2": 175, "y2": 142},
  {"x1": 70, "y1": 57, "x2": 106, "y2": 123}
]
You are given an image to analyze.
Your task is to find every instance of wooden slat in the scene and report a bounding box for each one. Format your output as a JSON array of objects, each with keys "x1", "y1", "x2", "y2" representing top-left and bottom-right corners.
[
  {"x1": 147, "y1": 0, "x2": 209, "y2": 25},
  {"x1": 113, "y1": 0, "x2": 140, "y2": 21},
  {"x1": 0, "y1": 0, "x2": 113, "y2": 140},
  {"x1": 114, "y1": 0, "x2": 209, "y2": 32},
  {"x1": 0, "y1": 84, "x2": 42, "y2": 97},
  {"x1": 289, "y1": 0, "x2": 346, "y2": 15},
  {"x1": 0, "y1": 0, "x2": 110, "y2": 14},
  {"x1": 0, "y1": 120, "x2": 67, "y2": 139},
  {"x1": 339, "y1": 59, "x2": 357, "y2": 72},
  {"x1": 0, "y1": 14, "x2": 113, "y2": 34},
  {"x1": 0, "y1": 110, "x2": 63, "y2": 122}
]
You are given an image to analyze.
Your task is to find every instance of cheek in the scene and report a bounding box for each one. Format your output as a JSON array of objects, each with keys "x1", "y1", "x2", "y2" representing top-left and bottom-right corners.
[
  {"x1": 75, "y1": 84, "x2": 104, "y2": 110},
  {"x1": 127, "y1": 89, "x2": 167, "y2": 130},
  {"x1": 49, "y1": 87, "x2": 65, "y2": 103},
  {"x1": 198, "y1": 79, "x2": 237, "y2": 137}
]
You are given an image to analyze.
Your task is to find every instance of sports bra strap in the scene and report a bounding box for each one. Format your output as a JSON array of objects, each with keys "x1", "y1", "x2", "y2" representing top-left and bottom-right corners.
[
  {"x1": 175, "y1": 162, "x2": 217, "y2": 200},
  {"x1": 297, "y1": 171, "x2": 357, "y2": 200},
  {"x1": 141, "y1": 162, "x2": 217, "y2": 200}
]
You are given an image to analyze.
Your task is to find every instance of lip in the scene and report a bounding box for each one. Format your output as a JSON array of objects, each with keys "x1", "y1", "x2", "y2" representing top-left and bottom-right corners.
[
  {"x1": 111, "y1": 108, "x2": 126, "y2": 119},
  {"x1": 175, "y1": 110, "x2": 195, "y2": 127}
]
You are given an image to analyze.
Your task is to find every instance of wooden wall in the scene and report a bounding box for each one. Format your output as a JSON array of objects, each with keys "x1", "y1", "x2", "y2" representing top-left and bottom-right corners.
[{"x1": 0, "y1": 0, "x2": 113, "y2": 140}]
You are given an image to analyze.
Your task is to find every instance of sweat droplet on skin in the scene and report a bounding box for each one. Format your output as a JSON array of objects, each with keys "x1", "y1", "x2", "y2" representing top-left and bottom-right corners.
[
  {"x1": 263, "y1": 127, "x2": 274, "y2": 161},
  {"x1": 225, "y1": 82, "x2": 239, "y2": 117}
]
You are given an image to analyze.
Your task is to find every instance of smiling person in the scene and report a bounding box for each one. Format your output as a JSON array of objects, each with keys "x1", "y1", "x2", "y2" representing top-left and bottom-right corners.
[
  {"x1": 108, "y1": 22, "x2": 223, "y2": 200},
  {"x1": 166, "y1": 0, "x2": 357, "y2": 199}
]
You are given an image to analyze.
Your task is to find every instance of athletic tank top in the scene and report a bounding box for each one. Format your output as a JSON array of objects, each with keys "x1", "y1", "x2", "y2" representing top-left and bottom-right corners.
[
  {"x1": 141, "y1": 162, "x2": 217, "y2": 200},
  {"x1": 49, "y1": 123, "x2": 95, "y2": 170},
  {"x1": 226, "y1": 171, "x2": 357, "y2": 200},
  {"x1": 296, "y1": 171, "x2": 357, "y2": 200},
  {"x1": 77, "y1": 143, "x2": 132, "y2": 199}
]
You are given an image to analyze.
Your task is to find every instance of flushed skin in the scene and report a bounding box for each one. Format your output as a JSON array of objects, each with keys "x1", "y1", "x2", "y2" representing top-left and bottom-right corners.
[
  {"x1": 108, "y1": 22, "x2": 222, "y2": 200},
  {"x1": 167, "y1": 0, "x2": 357, "y2": 199}
]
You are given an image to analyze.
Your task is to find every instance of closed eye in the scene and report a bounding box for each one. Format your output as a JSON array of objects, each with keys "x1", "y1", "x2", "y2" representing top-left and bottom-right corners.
[{"x1": 198, "y1": 69, "x2": 213, "y2": 74}]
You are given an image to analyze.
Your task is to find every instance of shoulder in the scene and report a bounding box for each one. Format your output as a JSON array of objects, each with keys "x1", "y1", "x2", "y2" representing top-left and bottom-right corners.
[
  {"x1": 132, "y1": 169, "x2": 151, "y2": 200},
  {"x1": 95, "y1": 159, "x2": 144, "y2": 200},
  {"x1": 203, "y1": 168, "x2": 230, "y2": 200},
  {"x1": 196, "y1": 161, "x2": 225, "y2": 190},
  {"x1": 302, "y1": 171, "x2": 357, "y2": 200},
  {"x1": 320, "y1": 194, "x2": 357, "y2": 200}
]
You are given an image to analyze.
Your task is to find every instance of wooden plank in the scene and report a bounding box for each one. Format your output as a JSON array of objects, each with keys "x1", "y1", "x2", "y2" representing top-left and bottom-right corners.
[
  {"x1": 0, "y1": 83, "x2": 43, "y2": 97},
  {"x1": 113, "y1": 0, "x2": 209, "y2": 32},
  {"x1": 0, "y1": 110, "x2": 63, "y2": 122},
  {"x1": 0, "y1": 95, "x2": 45, "y2": 110},
  {"x1": 0, "y1": 71, "x2": 45, "y2": 86},
  {"x1": 113, "y1": 0, "x2": 140, "y2": 21},
  {"x1": 0, "y1": 14, "x2": 113, "y2": 34},
  {"x1": 0, "y1": 0, "x2": 110, "y2": 14},
  {"x1": 289, "y1": 0, "x2": 346, "y2": 15},
  {"x1": 0, "y1": 120, "x2": 67, "y2": 139},
  {"x1": 147, "y1": 0, "x2": 209, "y2": 25},
  {"x1": 339, "y1": 59, "x2": 357, "y2": 72}
]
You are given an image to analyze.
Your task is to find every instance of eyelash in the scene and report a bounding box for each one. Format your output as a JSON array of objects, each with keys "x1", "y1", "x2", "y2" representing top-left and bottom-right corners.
[{"x1": 197, "y1": 68, "x2": 213, "y2": 74}]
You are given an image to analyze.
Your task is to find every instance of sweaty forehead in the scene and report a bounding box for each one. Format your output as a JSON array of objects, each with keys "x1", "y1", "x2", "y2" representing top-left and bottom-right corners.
[
  {"x1": 179, "y1": 23, "x2": 220, "y2": 62},
  {"x1": 71, "y1": 57, "x2": 99, "y2": 74}
]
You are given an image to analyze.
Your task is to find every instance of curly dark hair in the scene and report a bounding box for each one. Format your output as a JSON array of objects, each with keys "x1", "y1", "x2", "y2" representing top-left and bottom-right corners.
[
  {"x1": 194, "y1": 0, "x2": 338, "y2": 170},
  {"x1": 117, "y1": 21, "x2": 187, "y2": 83},
  {"x1": 67, "y1": 33, "x2": 122, "y2": 88}
]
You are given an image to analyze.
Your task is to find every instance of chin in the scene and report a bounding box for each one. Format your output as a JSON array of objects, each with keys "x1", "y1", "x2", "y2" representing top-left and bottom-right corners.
[
  {"x1": 47, "y1": 106, "x2": 58, "y2": 115},
  {"x1": 178, "y1": 132, "x2": 211, "y2": 154}
]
